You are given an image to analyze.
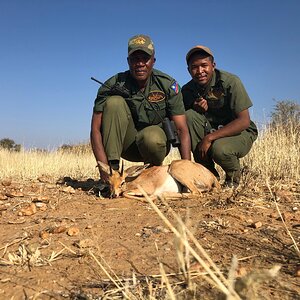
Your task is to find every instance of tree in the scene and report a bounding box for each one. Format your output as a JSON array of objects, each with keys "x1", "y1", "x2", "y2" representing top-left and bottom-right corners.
[
  {"x1": 270, "y1": 99, "x2": 300, "y2": 132},
  {"x1": 58, "y1": 144, "x2": 73, "y2": 152},
  {"x1": 0, "y1": 138, "x2": 21, "y2": 151}
]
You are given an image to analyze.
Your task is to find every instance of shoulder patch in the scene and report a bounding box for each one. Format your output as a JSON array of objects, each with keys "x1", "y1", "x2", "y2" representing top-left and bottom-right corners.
[{"x1": 171, "y1": 81, "x2": 180, "y2": 94}]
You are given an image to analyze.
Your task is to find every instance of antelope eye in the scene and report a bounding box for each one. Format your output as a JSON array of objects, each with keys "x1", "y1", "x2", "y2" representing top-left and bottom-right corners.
[{"x1": 120, "y1": 180, "x2": 126, "y2": 187}]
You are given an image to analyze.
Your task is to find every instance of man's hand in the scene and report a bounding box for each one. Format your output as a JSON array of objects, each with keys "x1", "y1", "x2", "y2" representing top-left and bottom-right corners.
[
  {"x1": 193, "y1": 97, "x2": 208, "y2": 113},
  {"x1": 99, "y1": 170, "x2": 110, "y2": 183},
  {"x1": 198, "y1": 135, "x2": 212, "y2": 159}
]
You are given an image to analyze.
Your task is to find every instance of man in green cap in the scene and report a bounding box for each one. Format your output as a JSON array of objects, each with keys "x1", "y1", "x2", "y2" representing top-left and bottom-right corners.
[
  {"x1": 91, "y1": 34, "x2": 191, "y2": 181},
  {"x1": 182, "y1": 45, "x2": 258, "y2": 188}
]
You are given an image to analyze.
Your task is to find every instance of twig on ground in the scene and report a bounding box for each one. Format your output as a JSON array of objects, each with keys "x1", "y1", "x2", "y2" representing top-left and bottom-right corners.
[
  {"x1": 266, "y1": 180, "x2": 300, "y2": 257},
  {"x1": 137, "y1": 184, "x2": 241, "y2": 300}
]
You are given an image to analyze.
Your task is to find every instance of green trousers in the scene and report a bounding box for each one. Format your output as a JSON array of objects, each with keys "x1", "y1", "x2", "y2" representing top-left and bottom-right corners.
[
  {"x1": 101, "y1": 96, "x2": 169, "y2": 165},
  {"x1": 185, "y1": 109, "x2": 257, "y2": 181}
]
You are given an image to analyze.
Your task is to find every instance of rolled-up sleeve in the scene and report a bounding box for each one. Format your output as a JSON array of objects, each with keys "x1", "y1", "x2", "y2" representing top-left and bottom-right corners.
[
  {"x1": 93, "y1": 75, "x2": 118, "y2": 113},
  {"x1": 167, "y1": 81, "x2": 185, "y2": 116}
]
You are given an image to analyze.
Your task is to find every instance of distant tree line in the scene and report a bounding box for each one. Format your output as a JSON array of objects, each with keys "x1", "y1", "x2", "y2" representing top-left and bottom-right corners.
[{"x1": 0, "y1": 138, "x2": 21, "y2": 152}]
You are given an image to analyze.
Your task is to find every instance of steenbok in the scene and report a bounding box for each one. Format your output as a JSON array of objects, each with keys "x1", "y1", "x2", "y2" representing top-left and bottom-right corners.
[{"x1": 97, "y1": 159, "x2": 220, "y2": 199}]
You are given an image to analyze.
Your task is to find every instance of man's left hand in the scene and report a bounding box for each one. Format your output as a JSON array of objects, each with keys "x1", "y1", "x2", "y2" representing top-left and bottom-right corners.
[{"x1": 198, "y1": 135, "x2": 212, "y2": 159}]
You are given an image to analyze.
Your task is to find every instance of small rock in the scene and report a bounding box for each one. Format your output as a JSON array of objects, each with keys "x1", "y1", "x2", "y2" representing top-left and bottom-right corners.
[
  {"x1": 45, "y1": 184, "x2": 57, "y2": 189},
  {"x1": 292, "y1": 207, "x2": 298, "y2": 212},
  {"x1": 32, "y1": 196, "x2": 49, "y2": 202},
  {"x1": 50, "y1": 225, "x2": 67, "y2": 234},
  {"x1": 37, "y1": 175, "x2": 52, "y2": 183},
  {"x1": 35, "y1": 202, "x2": 47, "y2": 211},
  {"x1": 40, "y1": 231, "x2": 50, "y2": 239},
  {"x1": 18, "y1": 203, "x2": 37, "y2": 216},
  {"x1": 251, "y1": 221, "x2": 263, "y2": 229},
  {"x1": 295, "y1": 266, "x2": 300, "y2": 277},
  {"x1": 6, "y1": 191, "x2": 24, "y2": 198},
  {"x1": 61, "y1": 186, "x2": 76, "y2": 194},
  {"x1": 1, "y1": 179, "x2": 12, "y2": 187},
  {"x1": 269, "y1": 212, "x2": 278, "y2": 219},
  {"x1": 77, "y1": 239, "x2": 94, "y2": 248},
  {"x1": 236, "y1": 266, "x2": 247, "y2": 278},
  {"x1": 0, "y1": 194, "x2": 8, "y2": 200},
  {"x1": 67, "y1": 227, "x2": 80, "y2": 236}
]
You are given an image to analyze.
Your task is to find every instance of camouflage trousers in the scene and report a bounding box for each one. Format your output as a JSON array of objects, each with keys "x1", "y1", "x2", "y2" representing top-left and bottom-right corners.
[
  {"x1": 101, "y1": 96, "x2": 169, "y2": 166},
  {"x1": 185, "y1": 109, "x2": 257, "y2": 182}
]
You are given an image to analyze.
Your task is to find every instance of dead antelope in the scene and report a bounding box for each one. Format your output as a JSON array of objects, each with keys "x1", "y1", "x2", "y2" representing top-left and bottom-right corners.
[{"x1": 97, "y1": 159, "x2": 220, "y2": 199}]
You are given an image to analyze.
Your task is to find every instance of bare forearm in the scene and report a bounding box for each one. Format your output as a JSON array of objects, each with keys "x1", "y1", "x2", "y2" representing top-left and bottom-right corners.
[
  {"x1": 178, "y1": 131, "x2": 191, "y2": 160},
  {"x1": 206, "y1": 110, "x2": 250, "y2": 142},
  {"x1": 206, "y1": 118, "x2": 249, "y2": 142},
  {"x1": 90, "y1": 131, "x2": 108, "y2": 163}
]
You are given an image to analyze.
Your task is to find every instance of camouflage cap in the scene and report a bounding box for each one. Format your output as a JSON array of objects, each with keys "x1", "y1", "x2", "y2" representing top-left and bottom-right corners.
[
  {"x1": 186, "y1": 45, "x2": 214, "y2": 64},
  {"x1": 128, "y1": 34, "x2": 155, "y2": 56}
]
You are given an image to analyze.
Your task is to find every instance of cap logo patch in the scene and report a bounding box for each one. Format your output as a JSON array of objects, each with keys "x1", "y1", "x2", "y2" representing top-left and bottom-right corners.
[
  {"x1": 148, "y1": 90, "x2": 166, "y2": 102},
  {"x1": 130, "y1": 37, "x2": 146, "y2": 45}
]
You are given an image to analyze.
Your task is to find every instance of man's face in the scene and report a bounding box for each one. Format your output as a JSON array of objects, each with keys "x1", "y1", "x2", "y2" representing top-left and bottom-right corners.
[
  {"x1": 127, "y1": 50, "x2": 155, "y2": 84},
  {"x1": 188, "y1": 54, "x2": 215, "y2": 87}
]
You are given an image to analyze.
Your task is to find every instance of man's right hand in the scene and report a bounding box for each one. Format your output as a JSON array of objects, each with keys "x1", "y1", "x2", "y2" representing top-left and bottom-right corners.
[
  {"x1": 99, "y1": 169, "x2": 110, "y2": 183},
  {"x1": 193, "y1": 97, "x2": 208, "y2": 113}
]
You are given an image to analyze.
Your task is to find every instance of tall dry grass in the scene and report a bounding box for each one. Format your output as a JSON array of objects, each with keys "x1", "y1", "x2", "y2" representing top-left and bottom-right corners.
[
  {"x1": 243, "y1": 122, "x2": 299, "y2": 182},
  {"x1": 0, "y1": 123, "x2": 299, "y2": 182}
]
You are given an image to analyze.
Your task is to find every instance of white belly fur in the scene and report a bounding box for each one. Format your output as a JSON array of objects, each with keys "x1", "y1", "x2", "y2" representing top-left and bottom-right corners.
[{"x1": 153, "y1": 175, "x2": 181, "y2": 196}]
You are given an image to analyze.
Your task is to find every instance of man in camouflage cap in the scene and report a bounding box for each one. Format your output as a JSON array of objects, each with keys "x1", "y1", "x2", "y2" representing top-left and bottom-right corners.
[
  {"x1": 91, "y1": 34, "x2": 191, "y2": 182},
  {"x1": 182, "y1": 45, "x2": 258, "y2": 188}
]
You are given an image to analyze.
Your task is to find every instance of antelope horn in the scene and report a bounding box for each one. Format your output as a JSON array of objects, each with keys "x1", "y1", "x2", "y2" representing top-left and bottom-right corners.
[{"x1": 120, "y1": 160, "x2": 124, "y2": 176}]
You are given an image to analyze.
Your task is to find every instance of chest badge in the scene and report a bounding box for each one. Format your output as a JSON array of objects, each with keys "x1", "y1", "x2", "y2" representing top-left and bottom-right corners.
[{"x1": 148, "y1": 90, "x2": 166, "y2": 102}]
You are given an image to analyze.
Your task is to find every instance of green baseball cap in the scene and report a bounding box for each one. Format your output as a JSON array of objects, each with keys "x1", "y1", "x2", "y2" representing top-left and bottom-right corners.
[
  {"x1": 128, "y1": 34, "x2": 155, "y2": 56},
  {"x1": 186, "y1": 45, "x2": 214, "y2": 64}
]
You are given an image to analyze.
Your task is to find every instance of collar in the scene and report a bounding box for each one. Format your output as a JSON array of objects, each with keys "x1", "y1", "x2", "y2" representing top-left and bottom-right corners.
[{"x1": 128, "y1": 71, "x2": 154, "y2": 95}]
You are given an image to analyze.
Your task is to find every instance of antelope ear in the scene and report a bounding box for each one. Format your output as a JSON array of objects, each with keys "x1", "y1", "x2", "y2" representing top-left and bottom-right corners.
[
  {"x1": 97, "y1": 161, "x2": 111, "y2": 174},
  {"x1": 125, "y1": 164, "x2": 150, "y2": 178}
]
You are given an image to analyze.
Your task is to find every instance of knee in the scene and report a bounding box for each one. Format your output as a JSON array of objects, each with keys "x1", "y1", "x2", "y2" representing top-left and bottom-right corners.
[
  {"x1": 211, "y1": 140, "x2": 234, "y2": 161},
  {"x1": 185, "y1": 109, "x2": 207, "y2": 129},
  {"x1": 104, "y1": 96, "x2": 126, "y2": 110},
  {"x1": 141, "y1": 126, "x2": 166, "y2": 148}
]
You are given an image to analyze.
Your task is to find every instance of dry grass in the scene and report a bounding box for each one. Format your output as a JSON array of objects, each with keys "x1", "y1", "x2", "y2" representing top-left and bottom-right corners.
[
  {"x1": 243, "y1": 122, "x2": 299, "y2": 182},
  {"x1": 0, "y1": 122, "x2": 299, "y2": 184}
]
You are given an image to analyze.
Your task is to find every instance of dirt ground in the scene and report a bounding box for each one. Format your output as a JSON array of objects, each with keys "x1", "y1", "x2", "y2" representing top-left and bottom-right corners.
[{"x1": 0, "y1": 176, "x2": 299, "y2": 300}]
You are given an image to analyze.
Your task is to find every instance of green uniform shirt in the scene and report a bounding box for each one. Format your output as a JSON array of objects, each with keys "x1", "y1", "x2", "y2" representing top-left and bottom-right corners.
[
  {"x1": 182, "y1": 69, "x2": 258, "y2": 134},
  {"x1": 93, "y1": 69, "x2": 184, "y2": 130}
]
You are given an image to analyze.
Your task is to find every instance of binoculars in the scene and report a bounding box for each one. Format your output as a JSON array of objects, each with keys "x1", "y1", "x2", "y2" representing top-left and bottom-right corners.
[{"x1": 162, "y1": 118, "x2": 181, "y2": 147}]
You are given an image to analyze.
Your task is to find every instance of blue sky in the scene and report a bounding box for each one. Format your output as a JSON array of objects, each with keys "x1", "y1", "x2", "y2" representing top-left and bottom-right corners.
[{"x1": 0, "y1": 0, "x2": 299, "y2": 150}]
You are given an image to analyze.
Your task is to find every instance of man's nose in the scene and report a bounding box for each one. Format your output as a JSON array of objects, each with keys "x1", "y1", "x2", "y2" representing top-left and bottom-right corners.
[
  {"x1": 196, "y1": 66, "x2": 204, "y2": 74},
  {"x1": 135, "y1": 59, "x2": 146, "y2": 66}
]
